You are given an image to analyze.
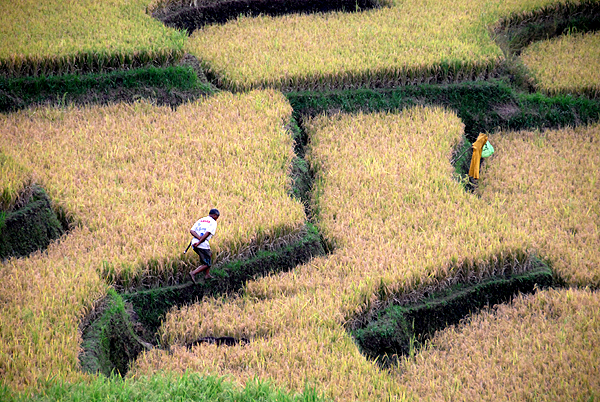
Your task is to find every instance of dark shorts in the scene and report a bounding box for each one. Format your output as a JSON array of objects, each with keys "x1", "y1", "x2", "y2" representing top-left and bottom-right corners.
[{"x1": 193, "y1": 247, "x2": 212, "y2": 267}]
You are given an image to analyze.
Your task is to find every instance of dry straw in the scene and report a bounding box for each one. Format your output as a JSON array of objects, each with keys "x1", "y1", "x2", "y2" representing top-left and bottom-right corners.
[
  {"x1": 0, "y1": 89, "x2": 305, "y2": 390},
  {"x1": 521, "y1": 31, "x2": 600, "y2": 97}
]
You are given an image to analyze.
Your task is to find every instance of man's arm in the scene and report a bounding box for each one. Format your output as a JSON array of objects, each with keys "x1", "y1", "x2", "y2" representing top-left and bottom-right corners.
[{"x1": 191, "y1": 230, "x2": 211, "y2": 245}]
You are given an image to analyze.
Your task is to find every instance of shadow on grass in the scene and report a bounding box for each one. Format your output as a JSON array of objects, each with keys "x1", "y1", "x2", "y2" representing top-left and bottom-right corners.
[{"x1": 350, "y1": 258, "x2": 562, "y2": 367}]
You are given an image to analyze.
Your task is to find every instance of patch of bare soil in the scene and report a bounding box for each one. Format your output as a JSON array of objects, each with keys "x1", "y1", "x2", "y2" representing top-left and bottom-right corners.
[{"x1": 494, "y1": 102, "x2": 521, "y2": 121}]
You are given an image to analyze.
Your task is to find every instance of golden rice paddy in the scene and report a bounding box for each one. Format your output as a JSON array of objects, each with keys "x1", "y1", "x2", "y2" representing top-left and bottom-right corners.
[
  {"x1": 0, "y1": 90, "x2": 305, "y2": 390},
  {"x1": 129, "y1": 107, "x2": 599, "y2": 401},
  {"x1": 521, "y1": 31, "x2": 600, "y2": 97},
  {"x1": 0, "y1": 0, "x2": 185, "y2": 77},
  {"x1": 1, "y1": 0, "x2": 600, "y2": 399}
]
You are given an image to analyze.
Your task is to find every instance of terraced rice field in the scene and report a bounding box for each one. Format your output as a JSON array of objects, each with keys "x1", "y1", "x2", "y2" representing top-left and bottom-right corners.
[{"x1": 1, "y1": 0, "x2": 599, "y2": 400}]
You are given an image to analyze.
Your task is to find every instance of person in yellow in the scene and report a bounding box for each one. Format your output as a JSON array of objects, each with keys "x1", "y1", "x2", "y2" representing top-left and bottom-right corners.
[{"x1": 468, "y1": 133, "x2": 493, "y2": 180}]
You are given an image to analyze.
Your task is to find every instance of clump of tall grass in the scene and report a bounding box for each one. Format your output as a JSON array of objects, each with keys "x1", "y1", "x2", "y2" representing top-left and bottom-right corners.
[
  {"x1": 400, "y1": 287, "x2": 600, "y2": 401},
  {"x1": 520, "y1": 31, "x2": 600, "y2": 97},
  {"x1": 0, "y1": 0, "x2": 186, "y2": 78},
  {"x1": 2, "y1": 371, "x2": 327, "y2": 402},
  {"x1": 132, "y1": 106, "x2": 539, "y2": 401},
  {"x1": 0, "y1": 90, "x2": 305, "y2": 391},
  {"x1": 478, "y1": 124, "x2": 600, "y2": 287}
]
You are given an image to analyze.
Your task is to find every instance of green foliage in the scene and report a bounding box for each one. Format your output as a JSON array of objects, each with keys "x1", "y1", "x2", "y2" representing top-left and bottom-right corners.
[
  {"x1": 288, "y1": 80, "x2": 600, "y2": 141},
  {"x1": 0, "y1": 66, "x2": 214, "y2": 112},
  {"x1": 79, "y1": 289, "x2": 147, "y2": 377},
  {"x1": 2, "y1": 372, "x2": 328, "y2": 402},
  {"x1": 353, "y1": 261, "x2": 555, "y2": 365},
  {"x1": 0, "y1": 186, "x2": 66, "y2": 260}
]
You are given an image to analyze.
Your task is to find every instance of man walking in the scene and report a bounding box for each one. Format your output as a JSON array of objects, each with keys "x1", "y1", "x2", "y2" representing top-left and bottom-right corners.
[{"x1": 189, "y1": 208, "x2": 220, "y2": 283}]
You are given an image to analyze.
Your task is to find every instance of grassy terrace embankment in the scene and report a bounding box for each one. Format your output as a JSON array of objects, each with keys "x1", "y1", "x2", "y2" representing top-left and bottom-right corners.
[
  {"x1": 287, "y1": 81, "x2": 600, "y2": 140},
  {"x1": 1, "y1": 0, "x2": 600, "y2": 400},
  {"x1": 0, "y1": 65, "x2": 215, "y2": 113}
]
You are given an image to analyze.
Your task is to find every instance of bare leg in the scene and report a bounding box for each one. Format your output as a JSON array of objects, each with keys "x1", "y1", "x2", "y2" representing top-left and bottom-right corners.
[
  {"x1": 190, "y1": 264, "x2": 208, "y2": 283},
  {"x1": 203, "y1": 267, "x2": 214, "y2": 279}
]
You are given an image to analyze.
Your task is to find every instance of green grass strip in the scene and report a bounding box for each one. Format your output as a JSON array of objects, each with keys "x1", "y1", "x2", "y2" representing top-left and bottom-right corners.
[
  {"x1": 287, "y1": 80, "x2": 600, "y2": 141},
  {"x1": 0, "y1": 66, "x2": 214, "y2": 112},
  {"x1": 1, "y1": 371, "x2": 329, "y2": 402},
  {"x1": 0, "y1": 186, "x2": 66, "y2": 260}
]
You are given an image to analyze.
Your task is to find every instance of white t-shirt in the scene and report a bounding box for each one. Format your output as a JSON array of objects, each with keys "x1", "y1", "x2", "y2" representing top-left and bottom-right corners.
[{"x1": 190, "y1": 216, "x2": 217, "y2": 249}]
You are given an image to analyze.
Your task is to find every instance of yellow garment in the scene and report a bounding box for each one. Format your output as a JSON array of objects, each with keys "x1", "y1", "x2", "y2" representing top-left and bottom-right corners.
[{"x1": 468, "y1": 133, "x2": 488, "y2": 179}]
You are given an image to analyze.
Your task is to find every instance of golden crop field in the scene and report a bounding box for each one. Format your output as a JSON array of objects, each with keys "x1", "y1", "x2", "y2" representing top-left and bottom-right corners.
[
  {"x1": 184, "y1": 0, "x2": 587, "y2": 91},
  {"x1": 0, "y1": 0, "x2": 186, "y2": 77},
  {"x1": 2, "y1": 0, "x2": 600, "y2": 400},
  {"x1": 0, "y1": 152, "x2": 33, "y2": 211},
  {"x1": 521, "y1": 31, "x2": 600, "y2": 97},
  {"x1": 401, "y1": 287, "x2": 600, "y2": 400},
  {"x1": 478, "y1": 124, "x2": 600, "y2": 287},
  {"x1": 129, "y1": 106, "x2": 585, "y2": 401},
  {"x1": 0, "y1": 90, "x2": 306, "y2": 389}
]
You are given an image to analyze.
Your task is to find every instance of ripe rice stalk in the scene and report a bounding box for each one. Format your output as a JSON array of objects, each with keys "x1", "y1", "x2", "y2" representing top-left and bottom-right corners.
[
  {"x1": 0, "y1": 0, "x2": 186, "y2": 78},
  {"x1": 0, "y1": 151, "x2": 34, "y2": 211},
  {"x1": 399, "y1": 288, "x2": 600, "y2": 401},
  {"x1": 184, "y1": 0, "x2": 585, "y2": 91},
  {"x1": 521, "y1": 31, "x2": 600, "y2": 98}
]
